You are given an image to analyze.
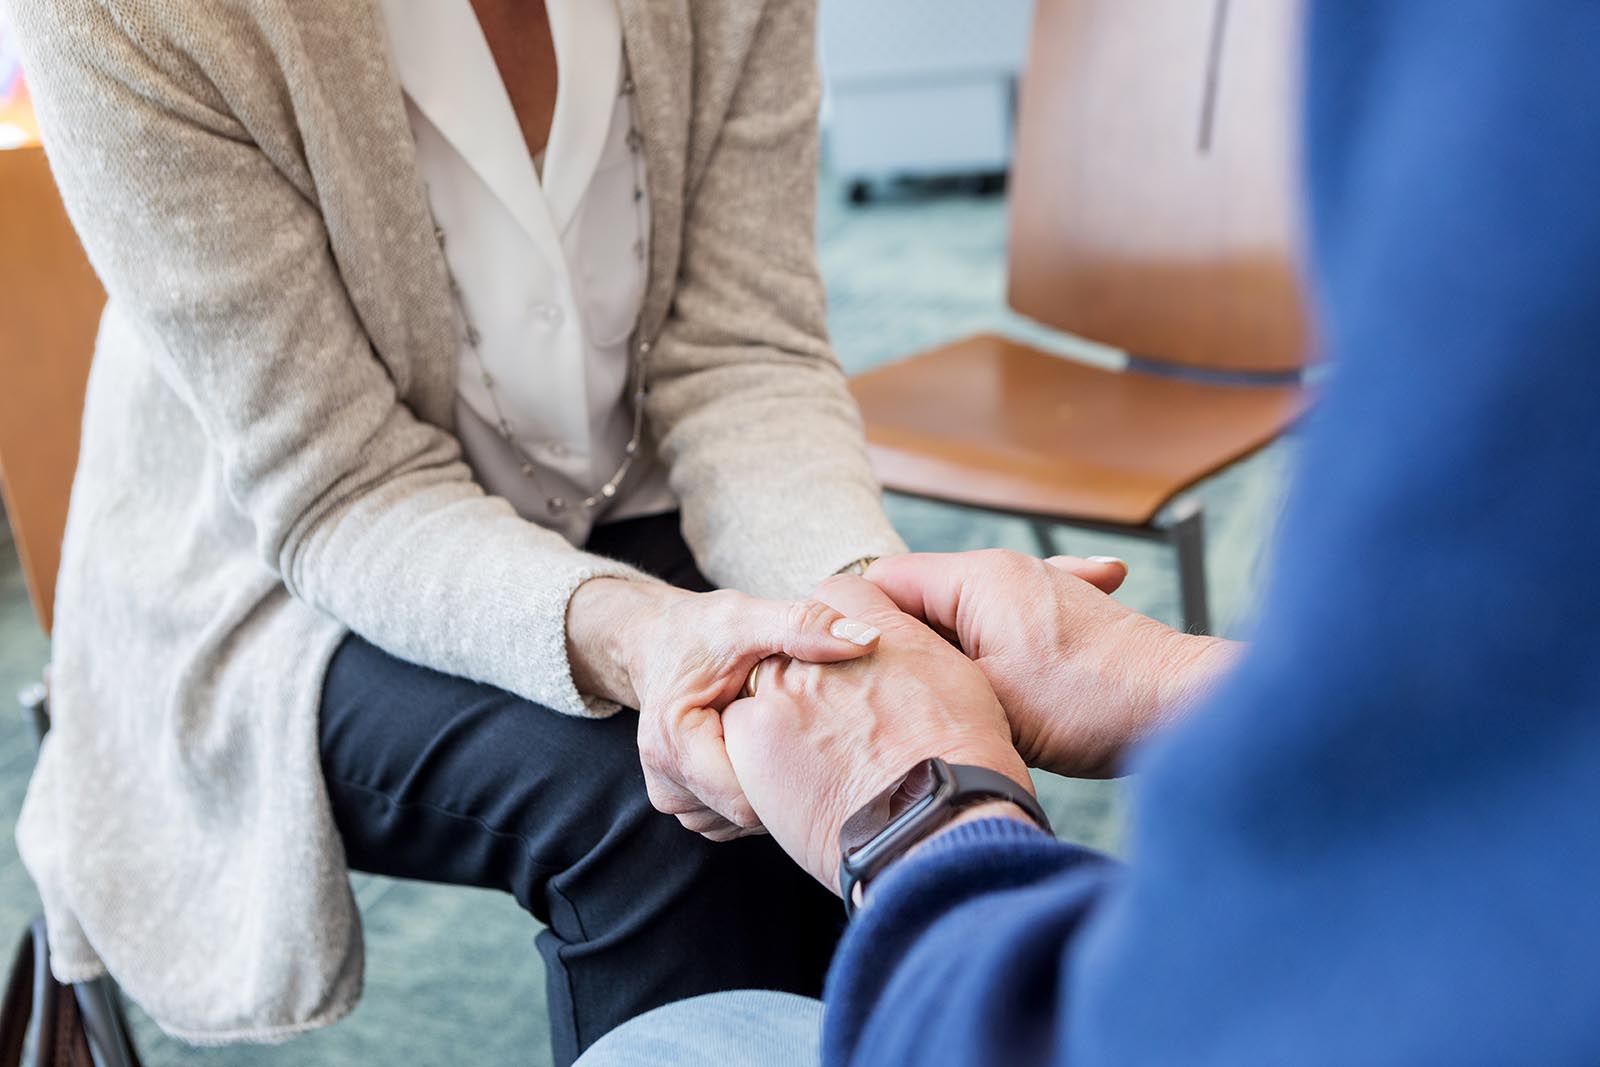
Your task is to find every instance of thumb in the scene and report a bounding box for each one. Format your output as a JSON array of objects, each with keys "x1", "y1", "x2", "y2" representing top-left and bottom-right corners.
[
  {"x1": 1045, "y1": 555, "x2": 1129, "y2": 595},
  {"x1": 861, "y1": 552, "x2": 968, "y2": 636},
  {"x1": 746, "y1": 595, "x2": 883, "y2": 665},
  {"x1": 810, "y1": 572, "x2": 907, "y2": 621}
]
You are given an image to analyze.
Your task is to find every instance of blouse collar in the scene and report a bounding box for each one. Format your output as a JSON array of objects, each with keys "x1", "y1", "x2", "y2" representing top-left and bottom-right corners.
[{"x1": 378, "y1": 0, "x2": 622, "y2": 243}]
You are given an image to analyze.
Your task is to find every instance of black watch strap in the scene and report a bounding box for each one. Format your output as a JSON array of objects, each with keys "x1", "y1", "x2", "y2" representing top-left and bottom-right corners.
[{"x1": 838, "y1": 757, "x2": 1051, "y2": 918}]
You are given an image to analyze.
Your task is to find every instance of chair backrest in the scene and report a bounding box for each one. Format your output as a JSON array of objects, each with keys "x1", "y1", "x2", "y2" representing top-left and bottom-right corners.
[
  {"x1": 1007, "y1": 0, "x2": 1307, "y2": 374},
  {"x1": 0, "y1": 145, "x2": 105, "y2": 635}
]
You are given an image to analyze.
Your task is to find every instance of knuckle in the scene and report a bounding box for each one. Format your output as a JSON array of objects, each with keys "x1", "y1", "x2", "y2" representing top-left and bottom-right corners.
[
  {"x1": 768, "y1": 655, "x2": 815, "y2": 700},
  {"x1": 976, "y1": 547, "x2": 1020, "y2": 569},
  {"x1": 786, "y1": 596, "x2": 836, "y2": 637},
  {"x1": 678, "y1": 810, "x2": 725, "y2": 834},
  {"x1": 685, "y1": 772, "x2": 729, "y2": 812},
  {"x1": 763, "y1": 656, "x2": 793, "y2": 690},
  {"x1": 646, "y1": 780, "x2": 690, "y2": 816},
  {"x1": 987, "y1": 548, "x2": 1036, "y2": 581},
  {"x1": 728, "y1": 800, "x2": 761, "y2": 830},
  {"x1": 636, "y1": 731, "x2": 670, "y2": 771}
]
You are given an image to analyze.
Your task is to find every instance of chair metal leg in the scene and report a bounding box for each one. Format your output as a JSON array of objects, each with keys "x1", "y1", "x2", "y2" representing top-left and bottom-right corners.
[
  {"x1": 1165, "y1": 498, "x2": 1211, "y2": 635},
  {"x1": 76, "y1": 974, "x2": 142, "y2": 1067},
  {"x1": 1028, "y1": 519, "x2": 1058, "y2": 559}
]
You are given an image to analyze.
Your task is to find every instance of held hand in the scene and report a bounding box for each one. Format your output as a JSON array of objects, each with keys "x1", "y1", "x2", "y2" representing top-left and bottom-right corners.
[
  {"x1": 568, "y1": 579, "x2": 883, "y2": 841},
  {"x1": 721, "y1": 574, "x2": 1031, "y2": 893},
  {"x1": 867, "y1": 550, "x2": 1239, "y2": 777}
]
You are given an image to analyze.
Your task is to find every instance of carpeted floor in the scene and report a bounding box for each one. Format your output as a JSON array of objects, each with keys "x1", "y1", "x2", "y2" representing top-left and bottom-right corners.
[{"x1": 0, "y1": 175, "x2": 1292, "y2": 1065}]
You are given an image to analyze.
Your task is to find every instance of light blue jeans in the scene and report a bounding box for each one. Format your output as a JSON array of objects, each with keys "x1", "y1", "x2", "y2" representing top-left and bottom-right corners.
[{"x1": 574, "y1": 991, "x2": 823, "y2": 1067}]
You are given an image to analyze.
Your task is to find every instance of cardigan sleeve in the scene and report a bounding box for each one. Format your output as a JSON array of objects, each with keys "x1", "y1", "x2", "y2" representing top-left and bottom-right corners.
[
  {"x1": 643, "y1": 0, "x2": 907, "y2": 600},
  {"x1": 9, "y1": 0, "x2": 657, "y2": 717}
]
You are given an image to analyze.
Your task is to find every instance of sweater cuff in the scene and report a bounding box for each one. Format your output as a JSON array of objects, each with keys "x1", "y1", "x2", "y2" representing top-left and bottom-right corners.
[
  {"x1": 515, "y1": 556, "x2": 664, "y2": 718},
  {"x1": 861, "y1": 816, "x2": 1060, "y2": 916},
  {"x1": 916, "y1": 813, "x2": 1055, "y2": 855},
  {"x1": 824, "y1": 817, "x2": 1109, "y2": 1064}
]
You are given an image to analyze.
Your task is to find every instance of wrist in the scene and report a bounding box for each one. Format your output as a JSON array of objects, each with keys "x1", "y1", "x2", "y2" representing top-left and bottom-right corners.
[
  {"x1": 837, "y1": 756, "x2": 1046, "y2": 912},
  {"x1": 852, "y1": 799, "x2": 1040, "y2": 911},
  {"x1": 1151, "y1": 631, "x2": 1241, "y2": 716},
  {"x1": 1116, "y1": 618, "x2": 1236, "y2": 726},
  {"x1": 567, "y1": 578, "x2": 685, "y2": 708}
]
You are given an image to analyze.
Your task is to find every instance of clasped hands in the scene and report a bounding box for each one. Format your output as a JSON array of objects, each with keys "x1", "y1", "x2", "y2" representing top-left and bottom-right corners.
[{"x1": 570, "y1": 550, "x2": 1235, "y2": 892}]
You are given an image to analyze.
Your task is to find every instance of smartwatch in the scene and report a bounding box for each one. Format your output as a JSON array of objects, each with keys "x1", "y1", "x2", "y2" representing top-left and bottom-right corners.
[{"x1": 837, "y1": 757, "x2": 1052, "y2": 917}]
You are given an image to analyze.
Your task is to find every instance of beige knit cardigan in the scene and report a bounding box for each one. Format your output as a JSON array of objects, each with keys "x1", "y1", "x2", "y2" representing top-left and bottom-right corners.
[{"x1": 7, "y1": 0, "x2": 905, "y2": 1044}]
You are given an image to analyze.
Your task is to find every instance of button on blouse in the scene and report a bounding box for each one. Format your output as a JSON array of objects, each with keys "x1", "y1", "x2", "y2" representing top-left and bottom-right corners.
[{"x1": 378, "y1": 0, "x2": 675, "y2": 544}]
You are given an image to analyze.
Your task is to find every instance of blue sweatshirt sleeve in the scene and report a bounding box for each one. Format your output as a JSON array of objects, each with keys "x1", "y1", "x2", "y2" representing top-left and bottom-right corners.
[
  {"x1": 824, "y1": 819, "x2": 1114, "y2": 1066},
  {"x1": 822, "y1": 3, "x2": 1600, "y2": 1064}
]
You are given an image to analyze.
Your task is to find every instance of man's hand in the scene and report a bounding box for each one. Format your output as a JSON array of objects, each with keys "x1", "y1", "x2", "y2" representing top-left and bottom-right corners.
[
  {"x1": 867, "y1": 550, "x2": 1239, "y2": 777},
  {"x1": 721, "y1": 574, "x2": 1031, "y2": 893},
  {"x1": 567, "y1": 578, "x2": 884, "y2": 841}
]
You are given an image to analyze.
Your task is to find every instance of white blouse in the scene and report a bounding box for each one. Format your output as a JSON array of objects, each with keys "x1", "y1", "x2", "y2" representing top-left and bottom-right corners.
[{"x1": 379, "y1": 0, "x2": 674, "y2": 545}]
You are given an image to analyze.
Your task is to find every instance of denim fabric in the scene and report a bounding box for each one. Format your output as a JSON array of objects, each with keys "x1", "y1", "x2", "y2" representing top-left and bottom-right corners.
[{"x1": 574, "y1": 991, "x2": 823, "y2": 1067}]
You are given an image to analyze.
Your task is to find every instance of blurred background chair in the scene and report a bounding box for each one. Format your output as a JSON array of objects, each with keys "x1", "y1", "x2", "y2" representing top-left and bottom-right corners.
[
  {"x1": 0, "y1": 143, "x2": 141, "y2": 1067},
  {"x1": 849, "y1": 0, "x2": 1310, "y2": 635},
  {"x1": 0, "y1": 144, "x2": 100, "y2": 637},
  {"x1": 0, "y1": 4, "x2": 1307, "y2": 1059}
]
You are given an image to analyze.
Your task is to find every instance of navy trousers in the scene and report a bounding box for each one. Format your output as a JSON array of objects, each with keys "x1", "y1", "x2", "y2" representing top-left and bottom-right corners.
[{"x1": 318, "y1": 513, "x2": 842, "y2": 1066}]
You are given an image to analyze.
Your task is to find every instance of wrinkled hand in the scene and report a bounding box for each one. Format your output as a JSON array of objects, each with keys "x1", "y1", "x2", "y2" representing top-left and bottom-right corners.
[
  {"x1": 867, "y1": 550, "x2": 1239, "y2": 777},
  {"x1": 568, "y1": 579, "x2": 884, "y2": 841},
  {"x1": 721, "y1": 574, "x2": 1031, "y2": 893}
]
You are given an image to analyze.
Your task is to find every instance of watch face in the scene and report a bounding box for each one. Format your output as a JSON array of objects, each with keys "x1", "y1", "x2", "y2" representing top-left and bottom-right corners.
[
  {"x1": 840, "y1": 758, "x2": 1050, "y2": 916},
  {"x1": 887, "y1": 758, "x2": 941, "y2": 820},
  {"x1": 841, "y1": 758, "x2": 957, "y2": 874}
]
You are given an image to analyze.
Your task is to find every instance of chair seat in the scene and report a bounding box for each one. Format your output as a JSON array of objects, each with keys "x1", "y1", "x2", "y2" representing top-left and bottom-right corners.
[{"x1": 849, "y1": 333, "x2": 1307, "y2": 526}]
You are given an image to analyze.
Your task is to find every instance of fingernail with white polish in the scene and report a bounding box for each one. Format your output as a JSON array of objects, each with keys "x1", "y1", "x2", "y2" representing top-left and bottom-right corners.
[
  {"x1": 831, "y1": 619, "x2": 881, "y2": 646},
  {"x1": 1087, "y1": 556, "x2": 1128, "y2": 567}
]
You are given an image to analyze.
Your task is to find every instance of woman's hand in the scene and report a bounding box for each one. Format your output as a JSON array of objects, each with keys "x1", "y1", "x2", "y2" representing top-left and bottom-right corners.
[
  {"x1": 867, "y1": 551, "x2": 1240, "y2": 778},
  {"x1": 721, "y1": 575, "x2": 1031, "y2": 893},
  {"x1": 567, "y1": 578, "x2": 884, "y2": 841}
]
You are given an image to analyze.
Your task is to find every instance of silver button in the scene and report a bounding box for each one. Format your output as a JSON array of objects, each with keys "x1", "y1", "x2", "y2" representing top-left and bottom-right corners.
[
  {"x1": 545, "y1": 441, "x2": 568, "y2": 458},
  {"x1": 533, "y1": 303, "x2": 564, "y2": 327}
]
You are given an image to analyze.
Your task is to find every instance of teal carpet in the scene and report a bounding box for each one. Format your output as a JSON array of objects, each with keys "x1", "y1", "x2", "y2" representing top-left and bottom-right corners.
[{"x1": 0, "y1": 175, "x2": 1291, "y2": 1064}]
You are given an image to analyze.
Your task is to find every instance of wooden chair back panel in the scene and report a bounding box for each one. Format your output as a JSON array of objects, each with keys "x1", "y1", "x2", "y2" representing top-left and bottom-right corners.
[
  {"x1": 0, "y1": 145, "x2": 105, "y2": 635},
  {"x1": 1008, "y1": 0, "x2": 1307, "y2": 373}
]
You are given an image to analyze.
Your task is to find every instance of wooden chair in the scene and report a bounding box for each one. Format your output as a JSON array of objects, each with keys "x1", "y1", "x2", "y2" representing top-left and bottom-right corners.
[
  {"x1": 0, "y1": 143, "x2": 142, "y2": 1067},
  {"x1": 848, "y1": 0, "x2": 1310, "y2": 634},
  {"x1": 0, "y1": 144, "x2": 102, "y2": 634}
]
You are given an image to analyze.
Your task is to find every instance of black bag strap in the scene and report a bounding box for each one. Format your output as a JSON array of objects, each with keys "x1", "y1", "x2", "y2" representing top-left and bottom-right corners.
[
  {"x1": 0, "y1": 919, "x2": 35, "y2": 1067},
  {"x1": 0, "y1": 917, "x2": 95, "y2": 1067}
]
